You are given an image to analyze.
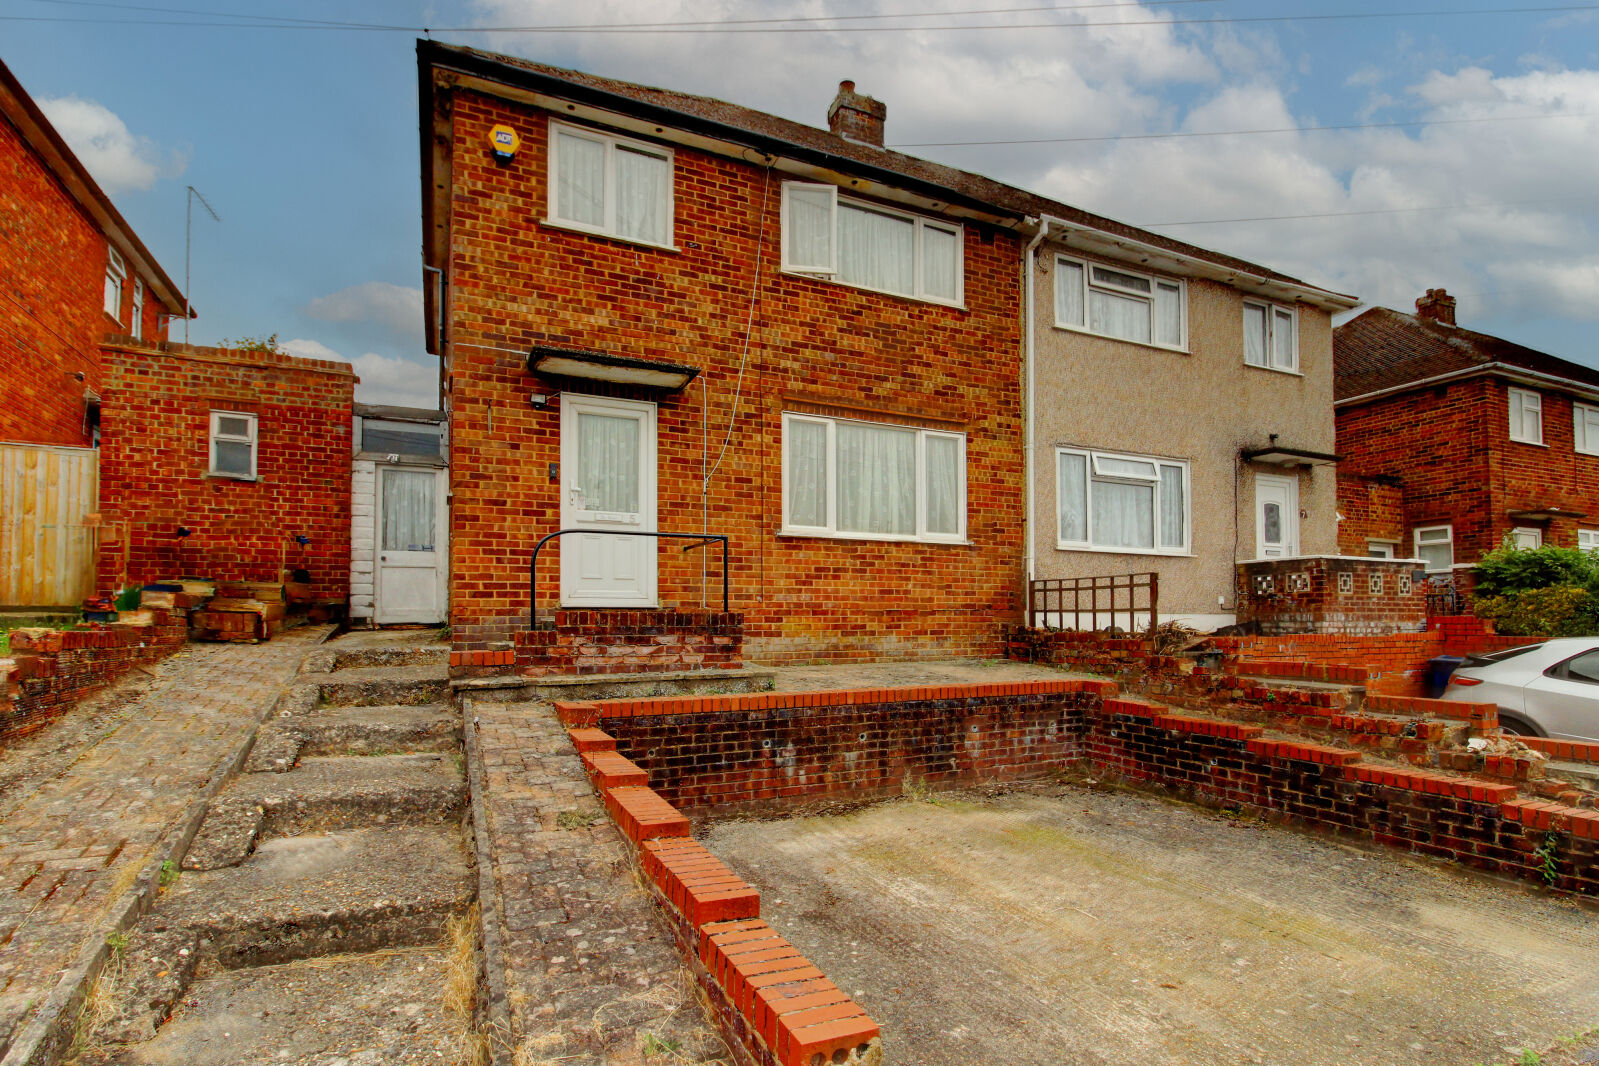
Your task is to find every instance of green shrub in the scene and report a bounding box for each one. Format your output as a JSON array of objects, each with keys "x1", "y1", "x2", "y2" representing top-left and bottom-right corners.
[
  {"x1": 1473, "y1": 543, "x2": 1598, "y2": 597},
  {"x1": 1473, "y1": 586, "x2": 1599, "y2": 637}
]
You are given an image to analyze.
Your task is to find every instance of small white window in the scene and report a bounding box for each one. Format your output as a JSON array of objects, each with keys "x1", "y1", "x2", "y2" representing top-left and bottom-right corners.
[
  {"x1": 546, "y1": 120, "x2": 674, "y2": 248},
  {"x1": 1574, "y1": 403, "x2": 1599, "y2": 456},
  {"x1": 1054, "y1": 255, "x2": 1186, "y2": 350},
  {"x1": 209, "y1": 411, "x2": 258, "y2": 479},
  {"x1": 1057, "y1": 447, "x2": 1189, "y2": 555},
  {"x1": 1579, "y1": 529, "x2": 1599, "y2": 552},
  {"x1": 1366, "y1": 540, "x2": 1397, "y2": 559},
  {"x1": 1511, "y1": 526, "x2": 1543, "y2": 550},
  {"x1": 104, "y1": 246, "x2": 126, "y2": 321},
  {"x1": 1243, "y1": 300, "x2": 1298, "y2": 372},
  {"x1": 780, "y1": 182, "x2": 963, "y2": 306},
  {"x1": 131, "y1": 277, "x2": 144, "y2": 341},
  {"x1": 781, "y1": 412, "x2": 965, "y2": 543},
  {"x1": 1508, "y1": 387, "x2": 1543, "y2": 444},
  {"x1": 1414, "y1": 524, "x2": 1453, "y2": 573}
]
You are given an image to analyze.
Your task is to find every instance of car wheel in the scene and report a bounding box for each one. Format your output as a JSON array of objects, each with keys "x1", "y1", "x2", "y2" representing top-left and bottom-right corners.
[{"x1": 1497, "y1": 714, "x2": 1542, "y2": 737}]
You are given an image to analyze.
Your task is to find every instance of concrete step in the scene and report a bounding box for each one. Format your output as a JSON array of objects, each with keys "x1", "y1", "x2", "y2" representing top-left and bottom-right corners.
[
  {"x1": 302, "y1": 644, "x2": 449, "y2": 674},
  {"x1": 185, "y1": 754, "x2": 466, "y2": 870},
  {"x1": 316, "y1": 664, "x2": 450, "y2": 707},
  {"x1": 245, "y1": 705, "x2": 460, "y2": 772}
]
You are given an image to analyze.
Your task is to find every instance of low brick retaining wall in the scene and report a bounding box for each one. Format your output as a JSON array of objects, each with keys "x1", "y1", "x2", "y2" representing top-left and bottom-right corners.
[
  {"x1": 460, "y1": 609, "x2": 745, "y2": 679},
  {"x1": 1521, "y1": 736, "x2": 1599, "y2": 767},
  {"x1": 1, "y1": 612, "x2": 189, "y2": 744}
]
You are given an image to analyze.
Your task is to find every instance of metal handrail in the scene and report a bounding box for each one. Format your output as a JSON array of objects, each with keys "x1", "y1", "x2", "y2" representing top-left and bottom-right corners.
[{"x1": 529, "y1": 529, "x2": 730, "y2": 624}]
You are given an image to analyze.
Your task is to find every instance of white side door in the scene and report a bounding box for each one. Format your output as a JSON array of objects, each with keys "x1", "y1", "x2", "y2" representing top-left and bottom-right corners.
[
  {"x1": 1255, "y1": 473, "x2": 1299, "y2": 559},
  {"x1": 560, "y1": 395, "x2": 658, "y2": 607},
  {"x1": 375, "y1": 466, "x2": 448, "y2": 624}
]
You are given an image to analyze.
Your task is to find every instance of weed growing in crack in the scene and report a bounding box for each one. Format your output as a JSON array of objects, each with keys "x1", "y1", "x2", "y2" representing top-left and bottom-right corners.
[
  {"x1": 556, "y1": 809, "x2": 596, "y2": 830},
  {"x1": 1534, "y1": 832, "x2": 1562, "y2": 886},
  {"x1": 158, "y1": 860, "x2": 179, "y2": 887}
]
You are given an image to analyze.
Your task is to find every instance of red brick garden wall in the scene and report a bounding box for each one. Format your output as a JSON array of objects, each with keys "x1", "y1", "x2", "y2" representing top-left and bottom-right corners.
[
  {"x1": 1235, "y1": 557, "x2": 1427, "y2": 635},
  {"x1": 95, "y1": 340, "x2": 355, "y2": 601},
  {"x1": 441, "y1": 86, "x2": 1025, "y2": 663}
]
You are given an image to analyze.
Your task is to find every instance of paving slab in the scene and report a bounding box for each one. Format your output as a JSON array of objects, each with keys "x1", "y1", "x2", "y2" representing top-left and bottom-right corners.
[{"x1": 704, "y1": 783, "x2": 1599, "y2": 1066}]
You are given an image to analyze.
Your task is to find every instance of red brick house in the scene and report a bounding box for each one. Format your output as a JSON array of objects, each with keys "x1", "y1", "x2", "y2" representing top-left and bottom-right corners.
[
  {"x1": 418, "y1": 43, "x2": 1356, "y2": 665},
  {"x1": 0, "y1": 57, "x2": 186, "y2": 448},
  {"x1": 1335, "y1": 288, "x2": 1599, "y2": 594}
]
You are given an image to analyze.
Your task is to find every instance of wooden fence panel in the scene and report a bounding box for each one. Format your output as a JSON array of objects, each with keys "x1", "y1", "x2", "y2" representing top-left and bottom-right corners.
[{"x1": 0, "y1": 443, "x2": 99, "y2": 607}]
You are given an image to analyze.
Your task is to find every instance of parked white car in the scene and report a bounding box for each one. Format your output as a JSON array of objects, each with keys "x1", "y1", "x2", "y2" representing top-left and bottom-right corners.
[{"x1": 1440, "y1": 638, "x2": 1599, "y2": 740}]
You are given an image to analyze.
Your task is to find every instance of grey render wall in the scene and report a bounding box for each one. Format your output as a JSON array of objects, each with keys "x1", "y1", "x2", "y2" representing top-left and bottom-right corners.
[{"x1": 1029, "y1": 251, "x2": 1338, "y2": 623}]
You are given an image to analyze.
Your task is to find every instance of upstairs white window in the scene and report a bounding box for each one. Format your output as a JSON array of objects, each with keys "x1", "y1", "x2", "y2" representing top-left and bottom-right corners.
[
  {"x1": 782, "y1": 412, "x2": 965, "y2": 543},
  {"x1": 1574, "y1": 403, "x2": 1599, "y2": 455},
  {"x1": 547, "y1": 121, "x2": 673, "y2": 248},
  {"x1": 131, "y1": 277, "x2": 145, "y2": 340},
  {"x1": 1243, "y1": 300, "x2": 1298, "y2": 372},
  {"x1": 104, "y1": 246, "x2": 125, "y2": 321},
  {"x1": 780, "y1": 182, "x2": 963, "y2": 306},
  {"x1": 1414, "y1": 524, "x2": 1453, "y2": 573},
  {"x1": 1057, "y1": 447, "x2": 1189, "y2": 554},
  {"x1": 1508, "y1": 387, "x2": 1543, "y2": 444},
  {"x1": 209, "y1": 411, "x2": 258, "y2": 479},
  {"x1": 1054, "y1": 256, "x2": 1185, "y2": 350}
]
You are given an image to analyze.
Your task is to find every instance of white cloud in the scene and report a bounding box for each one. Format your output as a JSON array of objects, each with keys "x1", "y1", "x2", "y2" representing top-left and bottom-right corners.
[
  {"x1": 37, "y1": 95, "x2": 186, "y2": 193},
  {"x1": 304, "y1": 282, "x2": 423, "y2": 339},
  {"x1": 280, "y1": 338, "x2": 439, "y2": 409}
]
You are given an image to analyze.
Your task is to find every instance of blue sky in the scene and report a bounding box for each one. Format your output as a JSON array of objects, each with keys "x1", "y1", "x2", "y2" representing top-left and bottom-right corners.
[{"x1": 7, "y1": 1, "x2": 1599, "y2": 407}]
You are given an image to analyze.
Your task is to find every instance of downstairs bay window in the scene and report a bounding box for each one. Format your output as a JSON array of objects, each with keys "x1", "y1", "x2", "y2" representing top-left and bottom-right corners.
[
  {"x1": 1057, "y1": 447, "x2": 1189, "y2": 554},
  {"x1": 782, "y1": 413, "x2": 965, "y2": 543}
]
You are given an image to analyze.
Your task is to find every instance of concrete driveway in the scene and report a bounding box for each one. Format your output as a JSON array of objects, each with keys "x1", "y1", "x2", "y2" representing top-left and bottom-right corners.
[{"x1": 704, "y1": 782, "x2": 1599, "y2": 1066}]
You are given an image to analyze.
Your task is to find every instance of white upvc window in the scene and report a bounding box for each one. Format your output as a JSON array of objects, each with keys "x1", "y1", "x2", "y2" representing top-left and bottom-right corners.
[
  {"x1": 1579, "y1": 529, "x2": 1599, "y2": 552},
  {"x1": 1574, "y1": 403, "x2": 1599, "y2": 455},
  {"x1": 1508, "y1": 387, "x2": 1543, "y2": 444},
  {"x1": 1511, "y1": 526, "x2": 1543, "y2": 550},
  {"x1": 780, "y1": 182, "x2": 963, "y2": 306},
  {"x1": 104, "y1": 246, "x2": 126, "y2": 321},
  {"x1": 546, "y1": 120, "x2": 674, "y2": 248},
  {"x1": 1056, "y1": 447, "x2": 1190, "y2": 555},
  {"x1": 1054, "y1": 255, "x2": 1185, "y2": 350},
  {"x1": 1367, "y1": 540, "x2": 1398, "y2": 558},
  {"x1": 1243, "y1": 299, "x2": 1298, "y2": 373},
  {"x1": 209, "y1": 411, "x2": 258, "y2": 479},
  {"x1": 781, "y1": 412, "x2": 966, "y2": 543},
  {"x1": 131, "y1": 277, "x2": 145, "y2": 340},
  {"x1": 1414, "y1": 524, "x2": 1454, "y2": 573}
]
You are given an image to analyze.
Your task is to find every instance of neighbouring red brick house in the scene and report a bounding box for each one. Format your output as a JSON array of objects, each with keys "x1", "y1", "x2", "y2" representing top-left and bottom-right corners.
[
  {"x1": 95, "y1": 337, "x2": 356, "y2": 604},
  {"x1": 0, "y1": 57, "x2": 186, "y2": 448},
  {"x1": 1335, "y1": 288, "x2": 1599, "y2": 596}
]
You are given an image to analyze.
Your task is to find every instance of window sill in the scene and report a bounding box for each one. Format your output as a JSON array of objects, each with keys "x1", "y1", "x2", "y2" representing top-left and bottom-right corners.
[
  {"x1": 540, "y1": 217, "x2": 678, "y2": 254},
  {"x1": 778, "y1": 529, "x2": 971, "y2": 547},
  {"x1": 781, "y1": 268, "x2": 966, "y2": 312},
  {"x1": 205, "y1": 472, "x2": 259, "y2": 482},
  {"x1": 1508, "y1": 437, "x2": 1547, "y2": 448},
  {"x1": 1049, "y1": 323, "x2": 1187, "y2": 356},
  {"x1": 1055, "y1": 543, "x2": 1194, "y2": 558},
  {"x1": 1243, "y1": 362, "x2": 1303, "y2": 377}
]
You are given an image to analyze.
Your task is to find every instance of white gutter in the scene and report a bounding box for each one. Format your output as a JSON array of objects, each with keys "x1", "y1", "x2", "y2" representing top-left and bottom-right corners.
[
  {"x1": 1023, "y1": 214, "x2": 1069, "y2": 587},
  {"x1": 1336, "y1": 361, "x2": 1599, "y2": 408}
]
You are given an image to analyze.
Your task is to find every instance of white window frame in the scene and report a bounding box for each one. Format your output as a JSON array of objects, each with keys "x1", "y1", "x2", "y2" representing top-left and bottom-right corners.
[
  {"x1": 1579, "y1": 529, "x2": 1599, "y2": 552},
  {"x1": 780, "y1": 412, "x2": 966, "y2": 544},
  {"x1": 1574, "y1": 403, "x2": 1599, "y2": 456},
  {"x1": 131, "y1": 277, "x2": 145, "y2": 341},
  {"x1": 1242, "y1": 299, "x2": 1299, "y2": 373},
  {"x1": 779, "y1": 182, "x2": 964, "y2": 307},
  {"x1": 104, "y1": 246, "x2": 126, "y2": 322},
  {"x1": 1053, "y1": 254, "x2": 1187, "y2": 351},
  {"x1": 208, "y1": 411, "x2": 258, "y2": 480},
  {"x1": 1507, "y1": 387, "x2": 1543, "y2": 445},
  {"x1": 1055, "y1": 446, "x2": 1191, "y2": 556},
  {"x1": 1414, "y1": 524, "x2": 1454, "y2": 574},
  {"x1": 545, "y1": 119, "x2": 675, "y2": 249},
  {"x1": 1366, "y1": 540, "x2": 1398, "y2": 559},
  {"x1": 1510, "y1": 526, "x2": 1543, "y2": 550}
]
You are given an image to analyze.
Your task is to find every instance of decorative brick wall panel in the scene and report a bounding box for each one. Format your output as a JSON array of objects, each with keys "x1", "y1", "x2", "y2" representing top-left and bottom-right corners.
[
  {"x1": 94, "y1": 340, "x2": 355, "y2": 601},
  {"x1": 440, "y1": 87, "x2": 1024, "y2": 663},
  {"x1": 505, "y1": 609, "x2": 744, "y2": 677},
  {"x1": 0, "y1": 111, "x2": 166, "y2": 447},
  {"x1": 1236, "y1": 557, "x2": 1427, "y2": 635},
  {"x1": 0, "y1": 614, "x2": 187, "y2": 744}
]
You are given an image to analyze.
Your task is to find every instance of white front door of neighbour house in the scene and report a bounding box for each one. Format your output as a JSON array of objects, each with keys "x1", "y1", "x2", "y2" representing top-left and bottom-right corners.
[
  {"x1": 375, "y1": 466, "x2": 448, "y2": 624},
  {"x1": 1255, "y1": 473, "x2": 1299, "y2": 558},
  {"x1": 560, "y1": 395, "x2": 658, "y2": 607}
]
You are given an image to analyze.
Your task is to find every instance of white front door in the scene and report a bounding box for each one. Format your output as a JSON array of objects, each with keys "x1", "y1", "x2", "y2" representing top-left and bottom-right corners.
[
  {"x1": 376, "y1": 466, "x2": 448, "y2": 624},
  {"x1": 560, "y1": 395, "x2": 658, "y2": 607},
  {"x1": 1255, "y1": 473, "x2": 1299, "y2": 559}
]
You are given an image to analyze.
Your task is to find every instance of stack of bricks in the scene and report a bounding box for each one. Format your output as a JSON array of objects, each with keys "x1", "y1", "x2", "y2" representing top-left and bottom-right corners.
[
  {"x1": 1, "y1": 613, "x2": 189, "y2": 744},
  {"x1": 508, "y1": 610, "x2": 743, "y2": 679}
]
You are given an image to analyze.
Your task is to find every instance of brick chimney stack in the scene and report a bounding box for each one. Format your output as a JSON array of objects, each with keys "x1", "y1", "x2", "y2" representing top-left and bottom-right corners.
[
  {"x1": 827, "y1": 80, "x2": 887, "y2": 147},
  {"x1": 1416, "y1": 288, "x2": 1457, "y2": 326}
]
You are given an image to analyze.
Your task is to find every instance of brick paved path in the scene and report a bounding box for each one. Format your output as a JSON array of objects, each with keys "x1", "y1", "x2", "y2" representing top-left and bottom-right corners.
[
  {"x1": 466, "y1": 698, "x2": 727, "y2": 1065},
  {"x1": 0, "y1": 626, "x2": 331, "y2": 1056}
]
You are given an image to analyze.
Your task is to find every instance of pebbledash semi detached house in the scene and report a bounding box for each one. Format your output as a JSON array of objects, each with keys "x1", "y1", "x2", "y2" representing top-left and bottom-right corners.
[{"x1": 416, "y1": 42, "x2": 1360, "y2": 671}]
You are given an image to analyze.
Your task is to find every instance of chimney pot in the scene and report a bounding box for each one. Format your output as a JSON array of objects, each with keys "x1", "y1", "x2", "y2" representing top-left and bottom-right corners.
[
  {"x1": 1415, "y1": 287, "x2": 1457, "y2": 327},
  {"x1": 828, "y1": 80, "x2": 887, "y2": 148}
]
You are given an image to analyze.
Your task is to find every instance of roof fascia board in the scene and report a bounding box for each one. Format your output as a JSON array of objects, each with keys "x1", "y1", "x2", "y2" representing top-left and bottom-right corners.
[
  {"x1": 1335, "y1": 362, "x2": 1599, "y2": 408},
  {"x1": 1048, "y1": 220, "x2": 1360, "y2": 312},
  {"x1": 0, "y1": 63, "x2": 187, "y2": 317}
]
